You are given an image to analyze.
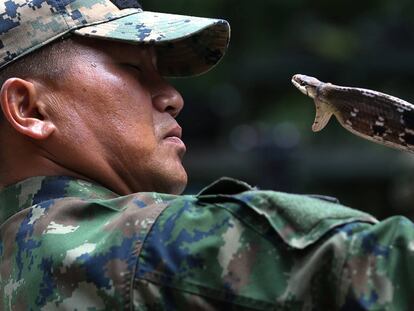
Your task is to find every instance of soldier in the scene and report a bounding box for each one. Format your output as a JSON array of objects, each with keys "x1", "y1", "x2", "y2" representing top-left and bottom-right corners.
[{"x1": 0, "y1": 0, "x2": 413, "y2": 310}]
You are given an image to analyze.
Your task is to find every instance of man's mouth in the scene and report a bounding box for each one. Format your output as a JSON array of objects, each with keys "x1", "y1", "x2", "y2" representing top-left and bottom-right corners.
[
  {"x1": 164, "y1": 125, "x2": 182, "y2": 140},
  {"x1": 164, "y1": 125, "x2": 186, "y2": 154}
]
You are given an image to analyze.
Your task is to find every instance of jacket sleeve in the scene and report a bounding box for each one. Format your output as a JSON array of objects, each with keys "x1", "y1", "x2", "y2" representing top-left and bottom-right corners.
[
  {"x1": 337, "y1": 216, "x2": 414, "y2": 310},
  {"x1": 133, "y1": 186, "x2": 399, "y2": 310}
]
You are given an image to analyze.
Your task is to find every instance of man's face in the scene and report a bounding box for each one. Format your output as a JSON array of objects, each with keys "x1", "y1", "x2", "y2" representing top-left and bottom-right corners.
[{"x1": 45, "y1": 38, "x2": 187, "y2": 194}]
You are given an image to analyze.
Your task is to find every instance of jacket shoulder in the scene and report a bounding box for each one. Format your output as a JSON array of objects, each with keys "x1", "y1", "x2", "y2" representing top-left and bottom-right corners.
[
  {"x1": 197, "y1": 177, "x2": 377, "y2": 249},
  {"x1": 135, "y1": 178, "x2": 378, "y2": 309}
]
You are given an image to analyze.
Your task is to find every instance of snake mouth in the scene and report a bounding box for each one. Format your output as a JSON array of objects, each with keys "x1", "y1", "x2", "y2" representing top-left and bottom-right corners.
[{"x1": 291, "y1": 74, "x2": 309, "y2": 96}]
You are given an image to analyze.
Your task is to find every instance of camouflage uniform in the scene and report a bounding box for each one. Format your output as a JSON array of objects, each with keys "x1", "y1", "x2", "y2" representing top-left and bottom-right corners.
[
  {"x1": 2, "y1": 175, "x2": 413, "y2": 310},
  {"x1": 1, "y1": 1, "x2": 413, "y2": 310}
]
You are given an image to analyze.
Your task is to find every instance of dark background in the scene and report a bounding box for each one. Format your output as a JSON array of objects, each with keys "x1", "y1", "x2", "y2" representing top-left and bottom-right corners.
[{"x1": 142, "y1": 0, "x2": 414, "y2": 220}]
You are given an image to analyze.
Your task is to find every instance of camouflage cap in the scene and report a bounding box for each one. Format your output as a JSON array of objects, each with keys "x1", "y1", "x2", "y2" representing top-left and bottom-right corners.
[{"x1": 0, "y1": 0, "x2": 230, "y2": 77}]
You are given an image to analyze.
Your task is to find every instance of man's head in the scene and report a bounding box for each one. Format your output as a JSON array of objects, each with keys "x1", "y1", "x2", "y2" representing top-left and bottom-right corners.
[{"x1": 0, "y1": 0, "x2": 230, "y2": 194}]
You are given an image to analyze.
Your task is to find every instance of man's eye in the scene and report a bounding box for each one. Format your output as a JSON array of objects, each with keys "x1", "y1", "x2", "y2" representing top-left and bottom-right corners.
[{"x1": 126, "y1": 64, "x2": 142, "y2": 73}]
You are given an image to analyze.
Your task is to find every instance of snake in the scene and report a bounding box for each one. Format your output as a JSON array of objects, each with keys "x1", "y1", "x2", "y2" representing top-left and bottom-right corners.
[{"x1": 291, "y1": 74, "x2": 414, "y2": 153}]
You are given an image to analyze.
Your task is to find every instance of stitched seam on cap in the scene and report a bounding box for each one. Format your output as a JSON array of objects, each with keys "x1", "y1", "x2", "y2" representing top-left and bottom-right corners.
[{"x1": 73, "y1": 10, "x2": 140, "y2": 31}]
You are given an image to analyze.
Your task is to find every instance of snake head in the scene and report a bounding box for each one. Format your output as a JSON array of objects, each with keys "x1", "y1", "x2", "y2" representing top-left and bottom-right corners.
[{"x1": 291, "y1": 74, "x2": 322, "y2": 99}]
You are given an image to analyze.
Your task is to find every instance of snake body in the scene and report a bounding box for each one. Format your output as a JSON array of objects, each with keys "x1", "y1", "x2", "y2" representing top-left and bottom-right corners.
[{"x1": 291, "y1": 74, "x2": 414, "y2": 153}]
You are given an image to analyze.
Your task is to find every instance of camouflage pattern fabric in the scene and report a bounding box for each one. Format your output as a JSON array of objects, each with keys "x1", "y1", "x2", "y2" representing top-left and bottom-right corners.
[
  {"x1": 0, "y1": 0, "x2": 230, "y2": 77},
  {"x1": 1, "y1": 175, "x2": 413, "y2": 310}
]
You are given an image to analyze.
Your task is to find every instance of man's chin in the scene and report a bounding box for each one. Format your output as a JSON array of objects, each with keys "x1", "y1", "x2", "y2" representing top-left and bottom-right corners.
[
  {"x1": 148, "y1": 164, "x2": 188, "y2": 195},
  {"x1": 166, "y1": 168, "x2": 188, "y2": 195},
  {"x1": 160, "y1": 158, "x2": 188, "y2": 194},
  {"x1": 130, "y1": 159, "x2": 187, "y2": 194}
]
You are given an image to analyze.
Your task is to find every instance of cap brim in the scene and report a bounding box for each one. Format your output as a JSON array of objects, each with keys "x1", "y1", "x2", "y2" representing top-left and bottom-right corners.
[{"x1": 73, "y1": 11, "x2": 230, "y2": 77}]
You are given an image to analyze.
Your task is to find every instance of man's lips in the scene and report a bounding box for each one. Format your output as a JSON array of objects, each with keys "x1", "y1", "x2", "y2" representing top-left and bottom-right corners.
[
  {"x1": 164, "y1": 125, "x2": 183, "y2": 140},
  {"x1": 163, "y1": 125, "x2": 186, "y2": 153}
]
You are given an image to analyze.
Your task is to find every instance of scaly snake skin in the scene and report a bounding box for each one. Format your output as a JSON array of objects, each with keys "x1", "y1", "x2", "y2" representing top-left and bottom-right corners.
[{"x1": 291, "y1": 74, "x2": 414, "y2": 152}]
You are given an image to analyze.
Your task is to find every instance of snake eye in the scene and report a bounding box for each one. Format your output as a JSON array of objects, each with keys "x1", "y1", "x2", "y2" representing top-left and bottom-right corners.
[{"x1": 300, "y1": 81, "x2": 307, "y2": 86}]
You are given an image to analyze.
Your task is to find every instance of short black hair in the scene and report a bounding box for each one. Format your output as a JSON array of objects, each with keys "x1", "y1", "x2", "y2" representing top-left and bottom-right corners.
[{"x1": 0, "y1": 37, "x2": 77, "y2": 123}]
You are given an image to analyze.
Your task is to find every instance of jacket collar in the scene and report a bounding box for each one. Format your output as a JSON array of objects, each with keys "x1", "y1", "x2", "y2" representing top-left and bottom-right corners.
[{"x1": 0, "y1": 176, "x2": 118, "y2": 223}]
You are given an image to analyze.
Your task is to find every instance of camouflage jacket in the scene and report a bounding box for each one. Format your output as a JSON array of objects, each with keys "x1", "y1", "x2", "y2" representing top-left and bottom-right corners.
[{"x1": 0, "y1": 176, "x2": 412, "y2": 310}]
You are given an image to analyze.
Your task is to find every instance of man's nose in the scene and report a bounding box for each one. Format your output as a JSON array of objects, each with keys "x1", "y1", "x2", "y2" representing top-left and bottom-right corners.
[{"x1": 152, "y1": 81, "x2": 184, "y2": 118}]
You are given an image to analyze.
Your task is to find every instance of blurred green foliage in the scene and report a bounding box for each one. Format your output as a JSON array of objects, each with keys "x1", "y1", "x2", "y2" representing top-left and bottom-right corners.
[{"x1": 142, "y1": 0, "x2": 414, "y2": 220}]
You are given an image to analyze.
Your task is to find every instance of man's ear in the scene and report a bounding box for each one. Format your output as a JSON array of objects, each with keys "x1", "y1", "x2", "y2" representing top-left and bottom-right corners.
[{"x1": 0, "y1": 78, "x2": 56, "y2": 140}]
